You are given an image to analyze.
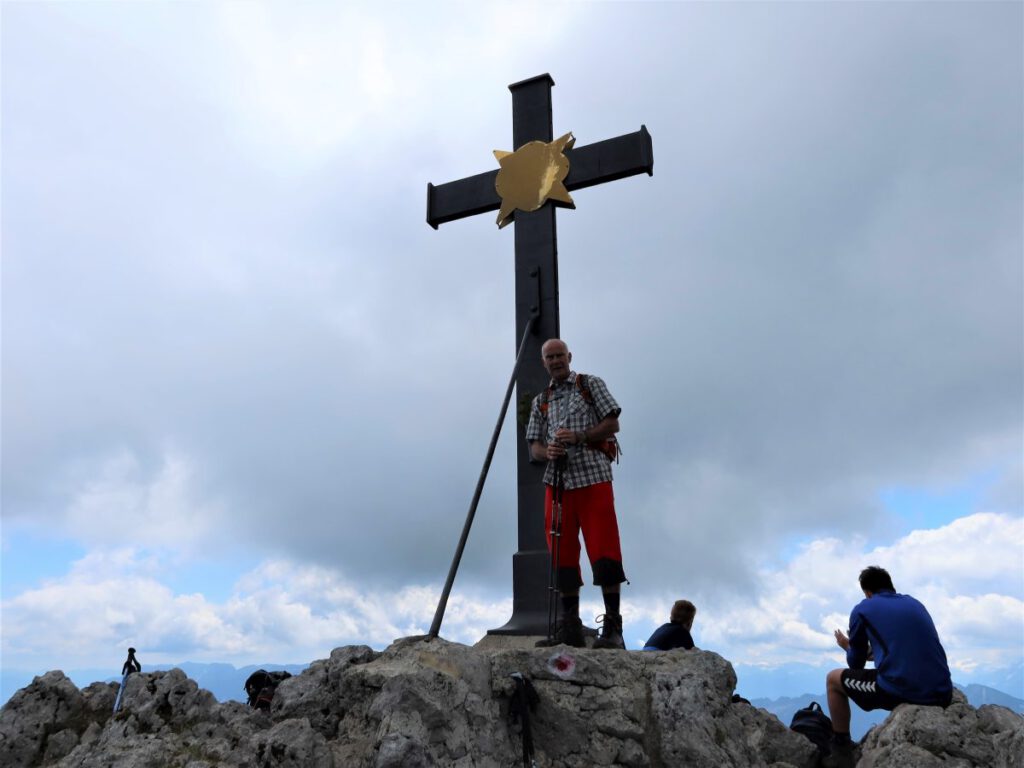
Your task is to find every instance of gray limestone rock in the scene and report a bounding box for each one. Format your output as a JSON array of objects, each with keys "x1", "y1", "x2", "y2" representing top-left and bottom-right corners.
[
  {"x1": 2, "y1": 640, "x2": 1019, "y2": 768},
  {"x1": 857, "y1": 690, "x2": 1024, "y2": 768},
  {"x1": 0, "y1": 671, "x2": 97, "y2": 767},
  {"x1": 271, "y1": 644, "x2": 379, "y2": 740},
  {"x1": 252, "y1": 718, "x2": 335, "y2": 768}
]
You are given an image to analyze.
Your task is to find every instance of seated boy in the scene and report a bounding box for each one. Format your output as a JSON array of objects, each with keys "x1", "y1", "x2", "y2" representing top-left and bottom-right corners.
[{"x1": 643, "y1": 599, "x2": 696, "y2": 650}]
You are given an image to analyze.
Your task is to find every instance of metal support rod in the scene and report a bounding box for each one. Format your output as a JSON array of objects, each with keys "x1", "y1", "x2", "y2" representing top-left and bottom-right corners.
[{"x1": 428, "y1": 313, "x2": 539, "y2": 638}]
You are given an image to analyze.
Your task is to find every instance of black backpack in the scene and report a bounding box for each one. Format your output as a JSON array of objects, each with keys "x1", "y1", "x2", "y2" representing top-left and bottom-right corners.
[
  {"x1": 244, "y1": 669, "x2": 292, "y2": 711},
  {"x1": 789, "y1": 701, "x2": 833, "y2": 754}
]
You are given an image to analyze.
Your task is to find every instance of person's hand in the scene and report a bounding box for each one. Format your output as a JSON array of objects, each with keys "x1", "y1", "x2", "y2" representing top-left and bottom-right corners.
[
  {"x1": 834, "y1": 629, "x2": 850, "y2": 651},
  {"x1": 546, "y1": 440, "x2": 567, "y2": 461},
  {"x1": 553, "y1": 427, "x2": 580, "y2": 444}
]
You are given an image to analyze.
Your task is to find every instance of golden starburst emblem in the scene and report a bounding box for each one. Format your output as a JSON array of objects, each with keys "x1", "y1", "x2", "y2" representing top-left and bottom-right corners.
[{"x1": 493, "y1": 132, "x2": 575, "y2": 228}]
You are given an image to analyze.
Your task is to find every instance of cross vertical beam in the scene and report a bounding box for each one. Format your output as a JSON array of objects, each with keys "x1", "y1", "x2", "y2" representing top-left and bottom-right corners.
[{"x1": 496, "y1": 74, "x2": 561, "y2": 635}]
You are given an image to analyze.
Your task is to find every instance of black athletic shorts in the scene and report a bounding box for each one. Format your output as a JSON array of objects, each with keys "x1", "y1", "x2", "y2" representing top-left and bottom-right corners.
[{"x1": 840, "y1": 669, "x2": 907, "y2": 712}]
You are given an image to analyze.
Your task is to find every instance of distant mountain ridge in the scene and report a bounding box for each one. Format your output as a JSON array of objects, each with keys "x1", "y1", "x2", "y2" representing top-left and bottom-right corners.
[
  {"x1": 750, "y1": 693, "x2": 888, "y2": 741},
  {"x1": 751, "y1": 683, "x2": 1024, "y2": 741},
  {"x1": 956, "y1": 683, "x2": 1024, "y2": 712},
  {"x1": 4, "y1": 658, "x2": 1022, "y2": 719},
  {"x1": 168, "y1": 662, "x2": 308, "y2": 703},
  {"x1": 733, "y1": 660, "x2": 1024, "y2": 701},
  {"x1": 1, "y1": 661, "x2": 308, "y2": 707}
]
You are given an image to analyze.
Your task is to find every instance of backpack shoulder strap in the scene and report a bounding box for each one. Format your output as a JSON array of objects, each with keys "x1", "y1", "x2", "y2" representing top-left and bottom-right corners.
[
  {"x1": 574, "y1": 374, "x2": 622, "y2": 462},
  {"x1": 538, "y1": 385, "x2": 554, "y2": 414},
  {"x1": 575, "y1": 374, "x2": 594, "y2": 403},
  {"x1": 541, "y1": 374, "x2": 593, "y2": 414}
]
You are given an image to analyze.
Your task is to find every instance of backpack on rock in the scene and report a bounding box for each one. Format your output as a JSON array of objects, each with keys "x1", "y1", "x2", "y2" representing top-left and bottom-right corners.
[
  {"x1": 789, "y1": 701, "x2": 833, "y2": 756},
  {"x1": 244, "y1": 669, "x2": 292, "y2": 711}
]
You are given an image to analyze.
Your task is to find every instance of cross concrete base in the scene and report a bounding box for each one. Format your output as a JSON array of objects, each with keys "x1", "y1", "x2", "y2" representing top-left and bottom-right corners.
[{"x1": 474, "y1": 624, "x2": 600, "y2": 651}]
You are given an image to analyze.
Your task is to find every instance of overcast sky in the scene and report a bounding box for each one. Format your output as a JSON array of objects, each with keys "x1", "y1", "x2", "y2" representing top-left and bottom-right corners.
[{"x1": 3, "y1": 1, "x2": 1022, "y2": 697}]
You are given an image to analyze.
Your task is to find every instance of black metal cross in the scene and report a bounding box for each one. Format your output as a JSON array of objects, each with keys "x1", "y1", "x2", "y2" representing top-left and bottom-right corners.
[{"x1": 427, "y1": 73, "x2": 653, "y2": 636}]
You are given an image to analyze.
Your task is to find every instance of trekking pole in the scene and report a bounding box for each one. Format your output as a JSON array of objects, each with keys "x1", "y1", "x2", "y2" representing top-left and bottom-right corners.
[
  {"x1": 428, "y1": 315, "x2": 538, "y2": 639},
  {"x1": 113, "y1": 674, "x2": 128, "y2": 713},
  {"x1": 510, "y1": 672, "x2": 539, "y2": 768},
  {"x1": 113, "y1": 647, "x2": 139, "y2": 713},
  {"x1": 546, "y1": 457, "x2": 565, "y2": 641}
]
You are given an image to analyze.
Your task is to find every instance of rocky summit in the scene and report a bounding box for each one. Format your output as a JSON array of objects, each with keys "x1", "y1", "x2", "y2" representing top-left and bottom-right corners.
[{"x1": 1, "y1": 637, "x2": 1021, "y2": 767}]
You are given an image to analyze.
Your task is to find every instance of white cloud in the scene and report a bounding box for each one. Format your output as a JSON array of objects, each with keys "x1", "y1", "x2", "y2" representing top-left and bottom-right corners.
[
  {"x1": 3, "y1": 513, "x2": 1019, "y2": 681},
  {"x1": 212, "y1": 3, "x2": 366, "y2": 160},
  {"x1": 62, "y1": 448, "x2": 225, "y2": 554},
  {"x1": 875, "y1": 513, "x2": 1024, "y2": 590},
  {"x1": 209, "y1": 2, "x2": 578, "y2": 170},
  {"x1": 693, "y1": 513, "x2": 1024, "y2": 670},
  {"x1": 0, "y1": 550, "x2": 509, "y2": 670}
]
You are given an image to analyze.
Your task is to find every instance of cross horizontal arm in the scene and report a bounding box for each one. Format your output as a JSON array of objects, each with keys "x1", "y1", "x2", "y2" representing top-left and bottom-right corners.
[
  {"x1": 564, "y1": 124, "x2": 654, "y2": 194},
  {"x1": 426, "y1": 170, "x2": 499, "y2": 229},
  {"x1": 426, "y1": 125, "x2": 654, "y2": 229}
]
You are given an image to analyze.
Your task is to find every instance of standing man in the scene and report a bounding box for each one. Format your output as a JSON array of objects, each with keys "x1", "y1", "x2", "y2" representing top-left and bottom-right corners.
[
  {"x1": 526, "y1": 338, "x2": 626, "y2": 649},
  {"x1": 822, "y1": 566, "x2": 953, "y2": 768}
]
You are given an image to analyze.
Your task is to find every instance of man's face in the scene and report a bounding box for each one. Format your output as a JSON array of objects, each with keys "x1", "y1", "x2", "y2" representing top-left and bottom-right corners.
[{"x1": 542, "y1": 341, "x2": 571, "y2": 381}]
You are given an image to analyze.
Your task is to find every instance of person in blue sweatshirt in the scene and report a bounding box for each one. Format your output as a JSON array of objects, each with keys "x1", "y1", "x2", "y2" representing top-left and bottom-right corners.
[
  {"x1": 643, "y1": 599, "x2": 696, "y2": 651},
  {"x1": 822, "y1": 566, "x2": 953, "y2": 768}
]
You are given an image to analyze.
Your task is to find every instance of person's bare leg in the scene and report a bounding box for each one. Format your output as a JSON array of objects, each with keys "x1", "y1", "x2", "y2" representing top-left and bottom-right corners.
[
  {"x1": 826, "y1": 669, "x2": 851, "y2": 734},
  {"x1": 823, "y1": 669, "x2": 857, "y2": 767}
]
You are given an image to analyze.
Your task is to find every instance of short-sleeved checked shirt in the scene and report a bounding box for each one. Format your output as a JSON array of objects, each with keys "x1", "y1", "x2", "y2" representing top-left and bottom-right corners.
[{"x1": 526, "y1": 371, "x2": 621, "y2": 489}]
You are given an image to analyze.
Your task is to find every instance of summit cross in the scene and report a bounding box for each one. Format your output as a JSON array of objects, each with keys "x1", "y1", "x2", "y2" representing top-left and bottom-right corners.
[{"x1": 426, "y1": 73, "x2": 653, "y2": 636}]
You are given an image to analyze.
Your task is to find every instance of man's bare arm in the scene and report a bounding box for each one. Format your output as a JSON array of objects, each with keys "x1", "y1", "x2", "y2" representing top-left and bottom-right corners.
[
  {"x1": 530, "y1": 440, "x2": 551, "y2": 462},
  {"x1": 554, "y1": 415, "x2": 620, "y2": 445},
  {"x1": 586, "y1": 415, "x2": 620, "y2": 442}
]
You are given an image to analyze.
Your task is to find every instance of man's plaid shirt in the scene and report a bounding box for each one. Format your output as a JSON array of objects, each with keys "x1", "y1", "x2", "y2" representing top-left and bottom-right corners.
[{"x1": 526, "y1": 371, "x2": 621, "y2": 489}]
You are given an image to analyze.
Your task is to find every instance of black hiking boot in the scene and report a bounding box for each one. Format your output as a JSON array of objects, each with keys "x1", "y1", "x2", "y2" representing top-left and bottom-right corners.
[
  {"x1": 592, "y1": 613, "x2": 625, "y2": 649},
  {"x1": 535, "y1": 615, "x2": 585, "y2": 648},
  {"x1": 821, "y1": 738, "x2": 855, "y2": 768}
]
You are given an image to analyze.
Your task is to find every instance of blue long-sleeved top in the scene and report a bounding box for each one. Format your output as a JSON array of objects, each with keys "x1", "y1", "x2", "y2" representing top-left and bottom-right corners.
[
  {"x1": 643, "y1": 622, "x2": 694, "y2": 651},
  {"x1": 846, "y1": 590, "x2": 952, "y2": 704}
]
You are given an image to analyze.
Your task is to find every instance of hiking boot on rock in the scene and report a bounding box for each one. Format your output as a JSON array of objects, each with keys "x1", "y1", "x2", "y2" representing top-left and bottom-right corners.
[
  {"x1": 821, "y1": 738, "x2": 855, "y2": 768},
  {"x1": 593, "y1": 613, "x2": 625, "y2": 649},
  {"x1": 535, "y1": 615, "x2": 585, "y2": 648}
]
